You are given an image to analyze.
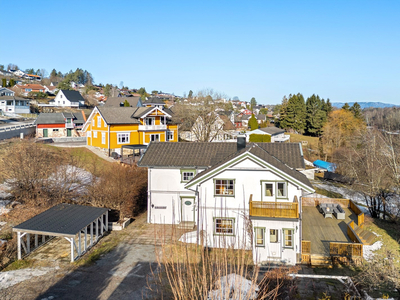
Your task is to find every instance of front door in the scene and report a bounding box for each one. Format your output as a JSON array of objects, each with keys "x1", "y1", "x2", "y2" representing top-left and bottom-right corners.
[
  {"x1": 43, "y1": 129, "x2": 48, "y2": 137},
  {"x1": 181, "y1": 197, "x2": 195, "y2": 222},
  {"x1": 67, "y1": 129, "x2": 72, "y2": 137},
  {"x1": 266, "y1": 229, "x2": 281, "y2": 258}
]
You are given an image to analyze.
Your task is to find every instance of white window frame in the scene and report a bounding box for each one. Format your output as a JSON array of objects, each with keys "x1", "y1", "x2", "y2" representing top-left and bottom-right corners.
[
  {"x1": 277, "y1": 182, "x2": 287, "y2": 198},
  {"x1": 214, "y1": 179, "x2": 235, "y2": 196},
  {"x1": 181, "y1": 170, "x2": 195, "y2": 182},
  {"x1": 283, "y1": 228, "x2": 294, "y2": 248},
  {"x1": 167, "y1": 131, "x2": 174, "y2": 141},
  {"x1": 117, "y1": 132, "x2": 130, "y2": 144},
  {"x1": 265, "y1": 183, "x2": 274, "y2": 197},
  {"x1": 87, "y1": 131, "x2": 91, "y2": 137},
  {"x1": 101, "y1": 132, "x2": 106, "y2": 144},
  {"x1": 214, "y1": 218, "x2": 235, "y2": 235},
  {"x1": 92, "y1": 119, "x2": 95, "y2": 126},
  {"x1": 145, "y1": 117, "x2": 155, "y2": 125},
  {"x1": 255, "y1": 227, "x2": 265, "y2": 247},
  {"x1": 97, "y1": 116, "x2": 101, "y2": 127},
  {"x1": 93, "y1": 131, "x2": 97, "y2": 138},
  {"x1": 150, "y1": 134, "x2": 159, "y2": 142}
]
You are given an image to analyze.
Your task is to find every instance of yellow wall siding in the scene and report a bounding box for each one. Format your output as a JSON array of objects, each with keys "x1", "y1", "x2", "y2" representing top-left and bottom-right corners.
[
  {"x1": 109, "y1": 124, "x2": 140, "y2": 148},
  {"x1": 87, "y1": 112, "x2": 109, "y2": 148}
]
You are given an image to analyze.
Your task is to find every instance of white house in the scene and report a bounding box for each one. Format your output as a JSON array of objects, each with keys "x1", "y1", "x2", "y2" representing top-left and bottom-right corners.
[
  {"x1": 138, "y1": 139, "x2": 314, "y2": 265},
  {"x1": 50, "y1": 89, "x2": 85, "y2": 107},
  {"x1": 0, "y1": 88, "x2": 30, "y2": 114},
  {"x1": 247, "y1": 127, "x2": 290, "y2": 143}
]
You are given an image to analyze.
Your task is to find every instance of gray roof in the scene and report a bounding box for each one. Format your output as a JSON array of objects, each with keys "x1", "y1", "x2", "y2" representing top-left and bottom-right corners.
[
  {"x1": 97, "y1": 107, "x2": 141, "y2": 124},
  {"x1": 13, "y1": 204, "x2": 108, "y2": 237},
  {"x1": 187, "y1": 144, "x2": 312, "y2": 189},
  {"x1": 138, "y1": 142, "x2": 305, "y2": 170},
  {"x1": 0, "y1": 96, "x2": 28, "y2": 101},
  {"x1": 35, "y1": 111, "x2": 86, "y2": 125},
  {"x1": 35, "y1": 113, "x2": 65, "y2": 124},
  {"x1": 61, "y1": 90, "x2": 84, "y2": 102},
  {"x1": 258, "y1": 127, "x2": 285, "y2": 135},
  {"x1": 105, "y1": 96, "x2": 142, "y2": 108},
  {"x1": 131, "y1": 107, "x2": 154, "y2": 118}
]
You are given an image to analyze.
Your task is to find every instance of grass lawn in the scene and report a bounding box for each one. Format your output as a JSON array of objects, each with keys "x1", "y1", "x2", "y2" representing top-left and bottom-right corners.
[{"x1": 288, "y1": 133, "x2": 320, "y2": 161}]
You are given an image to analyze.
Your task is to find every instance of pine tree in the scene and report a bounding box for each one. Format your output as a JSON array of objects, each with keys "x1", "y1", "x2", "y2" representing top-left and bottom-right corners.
[
  {"x1": 305, "y1": 94, "x2": 327, "y2": 136},
  {"x1": 342, "y1": 103, "x2": 350, "y2": 111},
  {"x1": 350, "y1": 102, "x2": 363, "y2": 120},
  {"x1": 283, "y1": 93, "x2": 306, "y2": 133},
  {"x1": 2, "y1": 78, "x2": 6, "y2": 87}
]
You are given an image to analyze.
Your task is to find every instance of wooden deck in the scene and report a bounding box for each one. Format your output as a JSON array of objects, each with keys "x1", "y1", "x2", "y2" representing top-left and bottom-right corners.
[{"x1": 302, "y1": 206, "x2": 357, "y2": 256}]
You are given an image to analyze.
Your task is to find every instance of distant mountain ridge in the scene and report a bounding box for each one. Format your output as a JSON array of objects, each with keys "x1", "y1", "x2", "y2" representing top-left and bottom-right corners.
[{"x1": 333, "y1": 102, "x2": 399, "y2": 109}]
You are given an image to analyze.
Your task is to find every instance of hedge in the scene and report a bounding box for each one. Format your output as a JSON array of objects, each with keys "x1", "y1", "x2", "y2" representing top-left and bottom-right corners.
[{"x1": 249, "y1": 134, "x2": 271, "y2": 143}]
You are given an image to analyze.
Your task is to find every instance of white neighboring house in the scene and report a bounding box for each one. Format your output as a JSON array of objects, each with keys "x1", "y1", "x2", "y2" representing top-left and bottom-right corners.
[
  {"x1": 138, "y1": 139, "x2": 314, "y2": 265},
  {"x1": 247, "y1": 127, "x2": 290, "y2": 143},
  {"x1": 0, "y1": 88, "x2": 30, "y2": 114},
  {"x1": 50, "y1": 90, "x2": 85, "y2": 108},
  {"x1": 179, "y1": 113, "x2": 236, "y2": 142}
]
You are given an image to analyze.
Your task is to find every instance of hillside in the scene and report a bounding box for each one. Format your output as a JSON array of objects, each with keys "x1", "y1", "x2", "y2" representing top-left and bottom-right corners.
[{"x1": 333, "y1": 102, "x2": 398, "y2": 109}]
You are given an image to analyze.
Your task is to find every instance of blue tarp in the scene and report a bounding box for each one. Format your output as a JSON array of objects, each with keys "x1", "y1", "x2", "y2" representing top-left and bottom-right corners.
[{"x1": 313, "y1": 160, "x2": 337, "y2": 172}]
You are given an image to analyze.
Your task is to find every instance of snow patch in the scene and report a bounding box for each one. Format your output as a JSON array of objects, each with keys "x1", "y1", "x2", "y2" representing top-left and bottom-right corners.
[
  {"x1": 363, "y1": 241, "x2": 383, "y2": 261},
  {"x1": 0, "y1": 267, "x2": 58, "y2": 290},
  {"x1": 207, "y1": 274, "x2": 259, "y2": 300}
]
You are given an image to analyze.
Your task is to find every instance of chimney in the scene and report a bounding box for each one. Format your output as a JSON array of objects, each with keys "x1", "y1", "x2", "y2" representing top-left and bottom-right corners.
[
  {"x1": 237, "y1": 135, "x2": 246, "y2": 151},
  {"x1": 120, "y1": 102, "x2": 124, "y2": 107}
]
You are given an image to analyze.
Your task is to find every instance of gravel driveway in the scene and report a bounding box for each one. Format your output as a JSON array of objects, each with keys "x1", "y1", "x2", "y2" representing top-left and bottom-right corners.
[{"x1": 0, "y1": 213, "x2": 181, "y2": 300}]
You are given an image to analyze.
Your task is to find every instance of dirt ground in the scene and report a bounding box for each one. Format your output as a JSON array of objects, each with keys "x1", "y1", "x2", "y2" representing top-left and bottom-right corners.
[{"x1": 0, "y1": 213, "x2": 187, "y2": 300}]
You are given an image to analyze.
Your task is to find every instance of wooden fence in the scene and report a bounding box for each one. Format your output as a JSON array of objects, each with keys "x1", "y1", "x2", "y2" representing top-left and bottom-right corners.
[
  {"x1": 249, "y1": 201, "x2": 298, "y2": 218},
  {"x1": 329, "y1": 242, "x2": 363, "y2": 257}
]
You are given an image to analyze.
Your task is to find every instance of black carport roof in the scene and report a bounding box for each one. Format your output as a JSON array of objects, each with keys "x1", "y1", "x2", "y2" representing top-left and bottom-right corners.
[{"x1": 13, "y1": 204, "x2": 108, "y2": 238}]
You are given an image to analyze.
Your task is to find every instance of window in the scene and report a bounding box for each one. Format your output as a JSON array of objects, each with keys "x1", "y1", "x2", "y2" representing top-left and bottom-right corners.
[
  {"x1": 265, "y1": 183, "x2": 273, "y2": 197},
  {"x1": 6, "y1": 100, "x2": 12, "y2": 105},
  {"x1": 151, "y1": 134, "x2": 159, "y2": 142},
  {"x1": 160, "y1": 117, "x2": 166, "y2": 125},
  {"x1": 60, "y1": 95, "x2": 63, "y2": 98},
  {"x1": 214, "y1": 218, "x2": 234, "y2": 235},
  {"x1": 215, "y1": 179, "x2": 235, "y2": 196},
  {"x1": 270, "y1": 229, "x2": 278, "y2": 243},
  {"x1": 277, "y1": 182, "x2": 287, "y2": 198},
  {"x1": 87, "y1": 131, "x2": 91, "y2": 137},
  {"x1": 63, "y1": 101, "x2": 65, "y2": 104},
  {"x1": 117, "y1": 133, "x2": 129, "y2": 144},
  {"x1": 101, "y1": 132, "x2": 106, "y2": 144},
  {"x1": 181, "y1": 170, "x2": 195, "y2": 182},
  {"x1": 255, "y1": 228, "x2": 265, "y2": 247},
  {"x1": 167, "y1": 131, "x2": 174, "y2": 141},
  {"x1": 93, "y1": 131, "x2": 97, "y2": 138},
  {"x1": 92, "y1": 119, "x2": 95, "y2": 126},
  {"x1": 97, "y1": 116, "x2": 101, "y2": 127},
  {"x1": 145, "y1": 117, "x2": 155, "y2": 125},
  {"x1": 283, "y1": 229, "x2": 294, "y2": 248},
  {"x1": 53, "y1": 129, "x2": 59, "y2": 132}
]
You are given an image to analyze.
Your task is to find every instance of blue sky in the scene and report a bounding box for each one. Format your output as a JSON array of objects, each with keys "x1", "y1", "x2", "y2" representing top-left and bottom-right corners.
[{"x1": 1, "y1": 0, "x2": 399, "y2": 104}]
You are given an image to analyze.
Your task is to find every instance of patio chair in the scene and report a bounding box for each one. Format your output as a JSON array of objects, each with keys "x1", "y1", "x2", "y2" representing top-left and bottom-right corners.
[{"x1": 333, "y1": 205, "x2": 345, "y2": 219}]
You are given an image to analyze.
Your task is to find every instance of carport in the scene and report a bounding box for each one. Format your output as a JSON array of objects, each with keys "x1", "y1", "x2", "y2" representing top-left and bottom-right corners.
[
  {"x1": 120, "y1": 144, "x2": 148, "y2": 164},
  {"x1": 13, "y1": 204, "x2": 108, "y2": 262}
]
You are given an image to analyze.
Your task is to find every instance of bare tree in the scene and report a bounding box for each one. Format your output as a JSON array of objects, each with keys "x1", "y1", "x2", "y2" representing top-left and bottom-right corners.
[{"x1": 173, "y1": 90, "x2": 227, "y2": 142}]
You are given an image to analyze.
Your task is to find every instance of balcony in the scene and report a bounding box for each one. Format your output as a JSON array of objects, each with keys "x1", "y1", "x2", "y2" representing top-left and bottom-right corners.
[
  {"x1": 249, "y1": 200, "x2": 299, "y2": 219},
  {"x1": 138, "y1": 124, "x2": 167, "y2": 131},
  {"x1": 65, "y1": 123, "x2": 75, "y2": 129}
]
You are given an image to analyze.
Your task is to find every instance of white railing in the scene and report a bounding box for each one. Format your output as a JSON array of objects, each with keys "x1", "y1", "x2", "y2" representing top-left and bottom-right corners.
[
  {"x1": 0, "y1": 123, "x2": 35, "y2": 132},
  {"x1": 65, "y1": 123, "x2": 74, "y2": 128},
  {"x1": 138, "y1": 124, "x2": 167, "y2": 130}
]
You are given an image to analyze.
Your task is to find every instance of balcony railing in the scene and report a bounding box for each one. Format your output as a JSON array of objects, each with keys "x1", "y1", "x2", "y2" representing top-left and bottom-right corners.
[
  {"x1": 249, "y1": 201, "x2": 299, "y2": 219},
  {"x1": 65, "y1": 123, "x2": 74, "y2": 128},
  {"x1": 138, "y1": 124, "x2": 167, "y2": 131}
]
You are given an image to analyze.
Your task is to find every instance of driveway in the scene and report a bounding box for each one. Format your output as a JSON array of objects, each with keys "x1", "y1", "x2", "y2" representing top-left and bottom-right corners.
[{"x1": 0, "y1": 213, "x2": 189, "y2": 300}]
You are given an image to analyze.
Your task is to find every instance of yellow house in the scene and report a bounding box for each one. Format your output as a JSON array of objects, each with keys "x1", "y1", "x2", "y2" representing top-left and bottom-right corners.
[{"x1": 83, "y1": 106, "x2": 178, "y2": 155}]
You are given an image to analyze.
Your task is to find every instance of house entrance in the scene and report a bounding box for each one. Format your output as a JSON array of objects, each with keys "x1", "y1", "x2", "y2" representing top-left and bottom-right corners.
[
  {"x1": 181, "y1": 197, "x2": 195, "y2": 222},
  {"x1": 67, "y1": 129, "x2": 72, "y2": 137},
  {"x1": 43, "y1": 129, "x2": 48, "y2": 137}
]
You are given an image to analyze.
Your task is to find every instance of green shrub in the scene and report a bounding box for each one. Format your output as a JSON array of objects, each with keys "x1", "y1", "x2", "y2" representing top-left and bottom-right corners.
[{"x1": 249, "y1": 134, "x2": 271, "y2": 143}]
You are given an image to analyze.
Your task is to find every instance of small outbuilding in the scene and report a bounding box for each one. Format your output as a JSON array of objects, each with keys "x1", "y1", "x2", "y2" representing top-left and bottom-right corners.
[{"x1": 13, "y1": 204, "x2": 108, "y2": 262}]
